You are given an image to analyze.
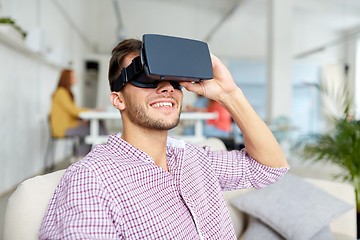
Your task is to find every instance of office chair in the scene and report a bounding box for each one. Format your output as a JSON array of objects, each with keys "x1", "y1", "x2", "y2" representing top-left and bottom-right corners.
[{"x1": 44, "y1": 116, "x2": 78, "y2": 171}]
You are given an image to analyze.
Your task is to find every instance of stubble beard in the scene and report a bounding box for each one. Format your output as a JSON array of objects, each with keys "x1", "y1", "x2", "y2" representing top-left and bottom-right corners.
[{"x1": 124, "y1": 96, "x2": 181, "y2": 131}]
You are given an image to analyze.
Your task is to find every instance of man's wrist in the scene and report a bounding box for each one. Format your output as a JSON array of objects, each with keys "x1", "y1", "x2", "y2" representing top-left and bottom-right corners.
[{"x1": 217, "y1": 87, "x2": 243, "y2": 108}]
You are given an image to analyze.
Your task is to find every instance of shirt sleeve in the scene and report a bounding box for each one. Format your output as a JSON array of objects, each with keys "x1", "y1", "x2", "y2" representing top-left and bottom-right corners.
[
  {"x1": 39, "y1": 166, "x2": 123, "y2": 240},
  {"x1": 206, "y1": 148, "x2": 289, "y2": 191}
]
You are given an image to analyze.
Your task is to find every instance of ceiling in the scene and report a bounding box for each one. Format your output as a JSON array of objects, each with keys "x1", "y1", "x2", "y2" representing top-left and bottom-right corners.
[{"x1": 64, "y1": 0, "x2": 360, "y2": 60}]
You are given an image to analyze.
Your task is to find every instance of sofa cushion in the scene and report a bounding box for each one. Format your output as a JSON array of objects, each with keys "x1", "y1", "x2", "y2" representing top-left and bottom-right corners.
[
  {"x1": 243, "y1": 216, "x2": 334, "y2": 240},
  {"x1": 306, "y1": 177, "x2": 357, "y2": 236},
  {"x1": 230, "y1": 173, "x2": 353, "y2": 240},
  {"x1": 243, "y1": 216, "x2": 283, "y2": 240}
]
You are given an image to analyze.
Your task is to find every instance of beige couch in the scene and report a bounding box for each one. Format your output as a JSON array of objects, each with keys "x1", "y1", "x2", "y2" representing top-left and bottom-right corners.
[
  {"x1": 4, "y1": 138, "x2": 357, "y2": 240},
  {"x1": 4, "y1": 169, "x2": 357, "y2": 240}
]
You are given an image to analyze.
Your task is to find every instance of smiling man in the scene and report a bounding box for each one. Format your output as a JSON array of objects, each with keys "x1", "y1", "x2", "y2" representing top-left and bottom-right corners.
[{"x1": 39, "y1": 37, "x2": 289, "y2": 239}]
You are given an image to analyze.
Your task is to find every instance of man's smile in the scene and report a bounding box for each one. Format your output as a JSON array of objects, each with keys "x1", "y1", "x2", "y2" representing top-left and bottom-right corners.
[
  {"x1": 151, "y1": 102, "x2": 174, "y2": 108},
  {"x1": 149, "y1": 98, "x2": 177, "y2": 109}
]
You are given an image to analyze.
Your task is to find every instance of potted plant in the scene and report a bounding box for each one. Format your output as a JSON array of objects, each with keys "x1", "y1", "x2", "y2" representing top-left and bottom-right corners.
[
  {"x1": 294, "y1": 64, "x2": 359, "y2": 237},
  {"x1": 0, "y1": 17, "x2": 27, "y2": 39},
  {"x1": 297, "y1": 118, "x2": 360, "y2": 208}
]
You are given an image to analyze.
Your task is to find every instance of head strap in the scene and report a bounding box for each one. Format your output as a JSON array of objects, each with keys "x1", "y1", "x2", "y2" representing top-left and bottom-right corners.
[{"x1": 111, "y1": 56, "x2": 143, "y2": 92}]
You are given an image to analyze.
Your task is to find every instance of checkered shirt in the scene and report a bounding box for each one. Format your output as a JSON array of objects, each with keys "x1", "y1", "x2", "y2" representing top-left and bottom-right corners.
[{"x1": 39, "y1": 133, "x2": 288, "y2": 239}]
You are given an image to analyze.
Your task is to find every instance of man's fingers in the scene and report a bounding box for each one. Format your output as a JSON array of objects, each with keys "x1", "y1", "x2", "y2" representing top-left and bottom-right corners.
[{"x1": 180, "y1": 82, "x2": 206, "y2": 96}]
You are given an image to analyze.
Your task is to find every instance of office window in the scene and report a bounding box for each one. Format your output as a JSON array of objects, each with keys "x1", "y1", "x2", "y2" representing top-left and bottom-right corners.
[
  {"x1": 227, "y1": 59, "x2": 322, "y2": 138},
  {"x1": 227, "y1": 59, "x2": 267, "y2": 120}
]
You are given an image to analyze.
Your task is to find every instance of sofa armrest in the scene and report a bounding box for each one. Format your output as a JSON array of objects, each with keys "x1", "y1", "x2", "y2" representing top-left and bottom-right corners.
[{"x1": 222, "y1": 189, "x2": 251, "y2": 238}]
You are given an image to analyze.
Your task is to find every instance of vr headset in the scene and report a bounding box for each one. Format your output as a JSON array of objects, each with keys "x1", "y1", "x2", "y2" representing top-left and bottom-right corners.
[{"x1": 111, "y1": 34, "x2": 213, "y2": 92}]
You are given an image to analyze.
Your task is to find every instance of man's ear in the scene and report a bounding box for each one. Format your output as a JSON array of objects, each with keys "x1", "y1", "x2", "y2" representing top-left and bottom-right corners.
[{"x1": 110, "y1": 92, "x2": 126, "y2": 111}]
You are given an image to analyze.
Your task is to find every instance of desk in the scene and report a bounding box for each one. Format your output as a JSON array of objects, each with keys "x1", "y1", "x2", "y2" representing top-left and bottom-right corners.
[{"x1": 79, "y1": 111, "x2": 217, "y2": 145}]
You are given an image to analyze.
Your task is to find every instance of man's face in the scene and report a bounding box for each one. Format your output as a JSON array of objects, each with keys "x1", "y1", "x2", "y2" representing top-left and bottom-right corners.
[{"x1": 119, "y1": 54, "x2": 183, "y2": 131}]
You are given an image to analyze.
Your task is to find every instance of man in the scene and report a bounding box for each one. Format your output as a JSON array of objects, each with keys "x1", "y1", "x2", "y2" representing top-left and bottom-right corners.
[{"x1": 39, "y1": 38, "x2": 288, "y2": 239}]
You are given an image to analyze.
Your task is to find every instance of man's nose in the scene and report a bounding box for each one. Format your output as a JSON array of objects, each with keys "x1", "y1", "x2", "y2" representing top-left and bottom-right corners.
[{"x1": 157, "y1": 81, "x2": 174, "y2": 93}]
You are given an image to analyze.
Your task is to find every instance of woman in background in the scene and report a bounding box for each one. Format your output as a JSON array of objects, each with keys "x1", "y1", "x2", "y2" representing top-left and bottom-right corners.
[
  {"x1": 186, "y1": 98, "x2": 232, "y2": 138},
  {"x1": 50, "y1": 69, "x2": 106, "y2": 158},
  {"x1": 204, "y1": 99, "x2": 232, "y2": 138}
]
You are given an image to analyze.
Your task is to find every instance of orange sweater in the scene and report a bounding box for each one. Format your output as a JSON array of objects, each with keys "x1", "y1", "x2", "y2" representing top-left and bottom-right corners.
[
  {"x1": 50, "y1": 87, "x2": 89, "y2": 137},
  {"x1": 206, "y1": 101, "x2": 232, "y2": 132}
]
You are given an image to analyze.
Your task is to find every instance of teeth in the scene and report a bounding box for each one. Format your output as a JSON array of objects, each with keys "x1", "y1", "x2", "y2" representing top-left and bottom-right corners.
[{"x1": 152, "y1": 102, "x2": 173, "y2": 108}]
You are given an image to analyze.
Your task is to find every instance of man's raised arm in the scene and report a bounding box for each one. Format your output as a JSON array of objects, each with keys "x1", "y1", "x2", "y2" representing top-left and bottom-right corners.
[{"x1": 180, "y1": 54, "x2": 288, "y2": 168}]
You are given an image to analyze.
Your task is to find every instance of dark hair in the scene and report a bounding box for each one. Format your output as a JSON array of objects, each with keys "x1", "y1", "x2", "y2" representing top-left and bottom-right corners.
[
  {"x1": 55, "y1": 69, "x2": 74, "y2": 100},
  {"x1": 108, "y1": 39, "x2": 142, "y2": 91}
]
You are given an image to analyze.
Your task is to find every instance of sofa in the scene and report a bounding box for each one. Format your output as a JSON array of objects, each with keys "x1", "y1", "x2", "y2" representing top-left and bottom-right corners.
[{"x1": 4, "y1": 138, "x2": 357, "y2": 240}]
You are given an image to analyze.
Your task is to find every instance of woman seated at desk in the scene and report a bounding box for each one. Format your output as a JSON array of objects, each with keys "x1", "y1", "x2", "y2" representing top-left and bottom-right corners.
[
  {"x1": 50, "y1": 69, "x2": 106, "y2": 158},
  {"x1": 185, "y1": 98, "x2": 232, "y2": 138}
]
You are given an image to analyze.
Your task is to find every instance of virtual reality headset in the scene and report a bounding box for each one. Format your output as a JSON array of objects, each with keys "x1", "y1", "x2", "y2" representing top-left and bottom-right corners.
[{"x1": 111, "y1": 34, "x2": 213, "y2": 92}]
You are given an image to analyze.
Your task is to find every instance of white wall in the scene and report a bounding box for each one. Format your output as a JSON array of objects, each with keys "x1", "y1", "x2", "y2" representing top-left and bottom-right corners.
[{"x1": 0, "y1": 0, "x2": 93, "y2": 195}]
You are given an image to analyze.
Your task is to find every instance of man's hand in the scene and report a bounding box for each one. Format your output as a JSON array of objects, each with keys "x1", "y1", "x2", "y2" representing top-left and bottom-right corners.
[{"x1": 180, "y1": 54, "x2": 238, "y2": 102}]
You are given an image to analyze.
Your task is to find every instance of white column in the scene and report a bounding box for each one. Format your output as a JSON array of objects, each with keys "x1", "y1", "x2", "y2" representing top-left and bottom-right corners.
[
  {"x1": 266, "y1": 0, "x2": 293, "y2": 123},
  {"x1": 355, "y1": 40, "x2": 360, "y2": 119}
]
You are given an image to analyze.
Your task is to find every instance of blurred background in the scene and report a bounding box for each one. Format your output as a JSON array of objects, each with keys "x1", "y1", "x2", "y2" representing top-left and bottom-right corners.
[{"x1": 1, "y1": 0, "x2": 360, "y2": 231}]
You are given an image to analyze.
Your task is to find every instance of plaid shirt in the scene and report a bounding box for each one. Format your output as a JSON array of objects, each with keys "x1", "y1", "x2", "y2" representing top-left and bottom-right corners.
[{"x1": 39, "y1": 133, "x2": 288, "y2": 239}]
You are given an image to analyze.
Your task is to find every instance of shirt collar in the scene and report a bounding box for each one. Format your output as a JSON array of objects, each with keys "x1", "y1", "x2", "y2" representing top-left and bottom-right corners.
[{"x1": 105, "y1": 133, "x2": 186, "y2": 163}]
